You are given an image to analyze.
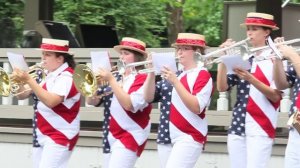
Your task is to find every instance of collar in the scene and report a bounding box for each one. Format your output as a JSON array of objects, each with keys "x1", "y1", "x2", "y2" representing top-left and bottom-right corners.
[{"x1": 47, "y1": 62, "x2": 69, "y2": 78}]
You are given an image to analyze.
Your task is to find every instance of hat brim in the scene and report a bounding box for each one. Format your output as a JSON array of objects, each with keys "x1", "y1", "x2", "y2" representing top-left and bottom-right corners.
[
  {"x1": 36, "y1": 48, "x2": 74, "y2": 54},
  {"x1": 171, "y1": 43, "x2": 209, "y2": 49},
  {"x1": 114, "y1": 45, "x2": 147, "y2": 56},
  {"x1": 240, "y1": 23, "x2": 279, "y2": 30}
]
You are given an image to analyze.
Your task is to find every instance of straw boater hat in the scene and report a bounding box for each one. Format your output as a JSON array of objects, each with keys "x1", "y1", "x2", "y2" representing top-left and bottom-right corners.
[
  {"x1": 114, "y1": 37, "x2": 147, "y2": 56},
  {"x1": 240, "y1": 12, "x2": 279, "y2": 30},
  {"x1": 172, "y1": 33, "x2": 207, "y2": 48},
  {"x1": 38, "y1": 38, "x2": 71, "y2": 53}
]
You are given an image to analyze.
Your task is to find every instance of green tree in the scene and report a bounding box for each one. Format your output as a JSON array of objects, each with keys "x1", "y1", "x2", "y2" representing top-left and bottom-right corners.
[
  {"x1": 0, "y1": 0, "x2": 24, "y2": 47},
  {"x1": 183, "y1": 0, "x2": 223, "y2": 47},
  {"x1": 54, "y1": 0, "x2": 168, "y2": 47}
]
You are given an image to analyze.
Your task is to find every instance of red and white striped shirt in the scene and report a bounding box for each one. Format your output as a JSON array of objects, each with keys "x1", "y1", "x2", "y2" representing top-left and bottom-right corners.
[
  {"x1": 36, "y1": 63, "x2": 81, "y2": 150},
  {"x1": 108, "y1": 73, "x2": 152, "y2": 156},
  {"x1": 246, "y1": 50, "x2": 280, "y2": 138},
  {"x1": 169, "y1": 67, "x2": 213, "y2": 144}
]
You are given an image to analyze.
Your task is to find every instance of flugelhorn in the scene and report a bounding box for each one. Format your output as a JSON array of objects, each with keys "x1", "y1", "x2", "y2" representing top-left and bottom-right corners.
[{"x1": 0, "y1": 63, "x2": 45, "y2": 97}]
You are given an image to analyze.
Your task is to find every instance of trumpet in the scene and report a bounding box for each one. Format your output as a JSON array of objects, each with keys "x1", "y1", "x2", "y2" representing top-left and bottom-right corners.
[
  {"x1": 0, "y1": 63, "x2": 45, "y2": 97},
  {"x1": 116, "y1": 59, "x2": 153, "y2": 74},
  {"x1": 116, "y1": 55, "x2": 180, "y2": 74},
  {"x1": 241, "y1": 38, "x2": 300, "y2": 61},
  {"x1": 200, "y1": 37, "x2": 251, "y2": 65}
]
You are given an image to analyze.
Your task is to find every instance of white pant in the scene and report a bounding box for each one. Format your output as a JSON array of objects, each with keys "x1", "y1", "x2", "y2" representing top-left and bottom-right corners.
[
  {"x1": 102, "y1": 153, "x2": 111, "y2": 168},
  {"x1": 227, "y1": 134, "x2": 273, "y2": 168},
  {"x1": 285, "y1": 129, "x2": 300, "y2": 168},
  {"x1": 108, "y1": 141, "x2": 138, "y2": 168},
  {"x1": 157, "y1": 144, "x2": 172, "y2": 168},
  {"x1": 32, "y1": 139, "x2": 72, "y2": 168},
  {"x1": 166, "y1": 135, "x2": 203, "y2": 168}
]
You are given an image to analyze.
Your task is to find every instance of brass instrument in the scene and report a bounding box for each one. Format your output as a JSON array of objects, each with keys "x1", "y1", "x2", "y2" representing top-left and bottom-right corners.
[
  {"x1": 0, "y1": 63, "x2": 45, "y2": 97},
  {"x1": 116, "y1": 54, "x2": 180, "y2": 74},
  {"x1": 116, "y1": 59, "x2": 153, "y2": 74},
  {"x1": 241, "y1": 38, "x2": 300, "y2": 61},
  {"x1": 73, "y1": 64, "x2": 98, "y2": 97},
  {"x1": 73, "y1": 64, "x2": 113, "y2": 98},
  {"x1": 201, "y1": 37, "x2": 251, "y2": 65}
]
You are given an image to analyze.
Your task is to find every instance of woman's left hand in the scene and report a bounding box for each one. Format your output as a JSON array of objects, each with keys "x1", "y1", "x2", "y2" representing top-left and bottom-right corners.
[
  {"x1": 161, "y1": 66, "x2": 178, "y2": 85},
  {"x1": 234, "y1": 67, "x2": 254, "y2": 82},
  {"x1": 97, "y1": 68, "x2": 114, "y2": 83}
]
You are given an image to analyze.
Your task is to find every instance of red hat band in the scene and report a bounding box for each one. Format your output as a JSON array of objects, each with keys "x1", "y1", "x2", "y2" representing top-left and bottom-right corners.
[
  {"x1": 40, "y1": 43, "x2": 69, "y2": 52},
  {"x1": 175, "y1": 39, "x2": 206, "y2": 46},
  {"x1": 120, "y1": 41, "x2": 145, "y2": 51},
  {"x1": 245, "y1": 17, "x2": 277, "y2": 27}
]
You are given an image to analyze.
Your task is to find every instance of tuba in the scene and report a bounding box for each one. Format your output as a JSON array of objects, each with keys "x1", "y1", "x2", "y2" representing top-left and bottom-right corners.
[{"x1": 0, "y1": 63, "x2": 45, "y2": 97}]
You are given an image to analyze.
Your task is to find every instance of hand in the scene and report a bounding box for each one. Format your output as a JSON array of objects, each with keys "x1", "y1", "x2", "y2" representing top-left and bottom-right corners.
[
  {"x1": 96, "y1": 68, "x2": 113, "y2": 84},
  {"x1": 11, "y1": 68, "x2": 31, "y2": 84},
  {"x1": 233, "y1": 67, "x2": 253, "y2": 82},
  {"x1": 145, "y1": 52, "x2": 153, "y2": 69},
  {"x1": 219, "y1": 39, "x2": 236, "y2": 55},
  {"x1": 296, "y1": 111, "x2": 300, "y2": 122},
  {"x1": 278, "y1": 45, "x2": 298, "y2": 60},
  {"x1": 161, "y1": 66, "x2": 178, "y2": 85}
]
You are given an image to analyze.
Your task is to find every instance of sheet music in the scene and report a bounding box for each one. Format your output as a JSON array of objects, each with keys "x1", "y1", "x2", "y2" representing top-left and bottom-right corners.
[
  {"x1": 90, "y1": 51, "x2": 111, "y2": 72},
  {"x1": 151, "y1": 52, "x2": 177, "y2": 74},
  {"x1": 7, "y1": 52, "x2": 29, "y2": 71},
  {"x1": 220, "y1": 54, "x2": 251, "y2": 74}
]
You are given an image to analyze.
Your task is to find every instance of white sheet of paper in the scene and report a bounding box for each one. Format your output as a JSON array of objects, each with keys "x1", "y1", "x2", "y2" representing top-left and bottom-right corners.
[
  {"x1": 151, "y1": 52, "x2": 177, "y2": 74},
  {"x1": 220, "y1": 54, "x2": 251, "y2": 74},
  {"x1": 7, "y1": 52, "x2": 29, "y2": 71},
  {"x1": 90, "y1": 51, "x2": 111, "y2": 72}
]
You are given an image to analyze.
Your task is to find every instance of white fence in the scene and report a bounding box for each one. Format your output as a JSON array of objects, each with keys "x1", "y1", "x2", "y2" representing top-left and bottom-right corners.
[{"x1": 0, "y1": 48, "x2": 292, "y2": 168}]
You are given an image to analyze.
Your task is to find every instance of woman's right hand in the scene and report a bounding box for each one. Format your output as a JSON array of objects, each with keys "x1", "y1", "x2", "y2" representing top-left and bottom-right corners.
[
  {"x1": 274, "y1": 37, "x2": 298, "y2": 60},
  {"x1": 219, "y1": 39, "x2": 236, "y2": 55}
]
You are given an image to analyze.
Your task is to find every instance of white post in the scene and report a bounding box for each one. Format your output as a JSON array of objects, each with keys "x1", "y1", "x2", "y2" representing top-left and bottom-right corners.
[
  {"x1": 2, "y1": 62, "x2": 13, "y2": 105},
  {"x1": 18, "y1": 99, "x2": 29, "y2": 105},
  {"x1": 280, "y1": 88, "x2": 291, "y2": 113},
  {"x1": 217, "y1": 91, "x2": 229, "y2": 111}
]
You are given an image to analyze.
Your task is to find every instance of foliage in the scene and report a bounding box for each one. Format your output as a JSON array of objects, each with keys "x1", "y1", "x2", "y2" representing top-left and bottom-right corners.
[
  {"x1": 183, "y1": 0, "x2": 223, "y2": 46},
  {"x1": 0, "y1": 0, "x2": 24, "y2": 47},
  {"x1": 54, "y1": 0, "x2": 168, "y2": 47}
]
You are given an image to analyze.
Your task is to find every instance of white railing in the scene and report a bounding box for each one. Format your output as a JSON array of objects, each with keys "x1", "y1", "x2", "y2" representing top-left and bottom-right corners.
[{"x1": 0, "y1": 48, "x2": 292, "y2": 152}]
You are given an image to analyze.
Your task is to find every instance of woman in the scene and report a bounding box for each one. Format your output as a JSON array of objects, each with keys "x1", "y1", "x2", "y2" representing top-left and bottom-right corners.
[
  {"x1": 90, "y1": 37, "x2": 152, "y2": 168},
  {"x1": 272, "y1": 39, "x2": 300, "y2": 168},
  {"x1": 12, "y1": 38, "x2": 80, "y2": 168},
  {"x1": 217, "y1": 12, "x2": 282, "y2": 168},
  {"x1": 144, "y1": 33, "x2": 214, "y2": 168}
]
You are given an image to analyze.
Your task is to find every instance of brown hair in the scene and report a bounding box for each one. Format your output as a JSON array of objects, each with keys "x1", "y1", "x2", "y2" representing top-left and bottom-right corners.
[
  {"x1": 55, "y1": 52, "x2": 76, "y2": 69},
  {"x1": 124, "y1": 49, "x2": 146, "y2": 71},
  {"x1": 192, "y1": 46, "x2": 205, "y2": 55}
]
